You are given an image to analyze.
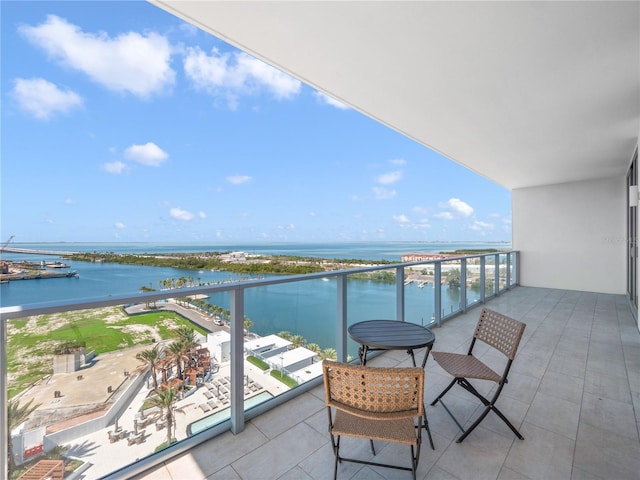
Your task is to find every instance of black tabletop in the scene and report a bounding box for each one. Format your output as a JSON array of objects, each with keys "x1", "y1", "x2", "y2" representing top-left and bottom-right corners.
[{"x1": 348, "y1": 319, "x2": 435, "y2": 350}]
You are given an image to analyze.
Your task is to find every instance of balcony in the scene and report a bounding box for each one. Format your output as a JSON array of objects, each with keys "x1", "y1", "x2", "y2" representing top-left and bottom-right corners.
[
  {"x1": 130, "y1": 285, "x2": 640, "y2": 480},
  {"x1": 3, "y1": 253, "x2": 639, "y2": 479}
]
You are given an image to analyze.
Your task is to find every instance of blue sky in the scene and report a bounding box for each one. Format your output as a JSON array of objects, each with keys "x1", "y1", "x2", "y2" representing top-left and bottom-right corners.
[{"x1": 1, "y1": 1, "x2": 511, "y2": 244}]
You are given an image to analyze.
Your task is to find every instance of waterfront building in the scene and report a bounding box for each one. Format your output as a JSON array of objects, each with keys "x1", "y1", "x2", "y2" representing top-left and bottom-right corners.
[{"x1": 401, "y1": 253, "x2": 456, "y2": 262}]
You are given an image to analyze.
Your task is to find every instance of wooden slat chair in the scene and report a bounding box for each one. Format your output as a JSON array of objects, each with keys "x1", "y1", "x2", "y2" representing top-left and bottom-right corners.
[
  {"x1": 322, "y1": 360, "x2": 424, "y2": 480},
  {"x1": 430, "y1": 307, "x2": 526, "y2": 443}
]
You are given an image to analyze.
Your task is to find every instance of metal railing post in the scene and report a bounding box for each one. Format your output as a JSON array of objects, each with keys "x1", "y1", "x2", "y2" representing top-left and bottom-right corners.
[
  {"x1": 480, "y1": 255, "x2": 486, "y2": 304},
  {"x1": 460, "y1": 258, "x2": 467, "y2": 312},
  {"x1": 494, "y1": 254, "x2": 500, "y2": 295},
  {"x1": 229, "y1": 287, "x2": 245, "y2": 434},
  {"x1": 396, "y1": 266, "x2": 405, "y2": 321},
  {"x1": 336, "y1": 274, "x2": 348, "y2": 362},
  {"x1": 434, "y1": 262, "x2": 442, "y2": 326}
]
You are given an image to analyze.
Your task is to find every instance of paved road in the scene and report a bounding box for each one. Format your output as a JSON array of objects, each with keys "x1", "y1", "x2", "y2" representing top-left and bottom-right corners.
[{"x1": 124, "y1": 300, "x2": 228, "y2": 334}]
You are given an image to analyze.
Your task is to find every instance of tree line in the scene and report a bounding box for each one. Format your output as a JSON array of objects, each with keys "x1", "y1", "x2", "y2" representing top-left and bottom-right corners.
[{"x1": 68, "y1": 252, "x2": 322, "y2": 275}]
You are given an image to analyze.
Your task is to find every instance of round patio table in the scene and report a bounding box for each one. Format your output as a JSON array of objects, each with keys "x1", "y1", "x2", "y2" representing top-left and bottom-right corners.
[
  {"x1": 348, "y1": 319, "x2": 437, "y2": 449},
  {"x1": 348, "y1": 319, "x2": 436, "y2": 368}
]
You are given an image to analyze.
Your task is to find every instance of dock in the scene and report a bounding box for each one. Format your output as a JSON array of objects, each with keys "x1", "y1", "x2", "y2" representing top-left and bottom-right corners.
[{"x1": 0, "y1": 270, "x2": 78, "y2": 282}]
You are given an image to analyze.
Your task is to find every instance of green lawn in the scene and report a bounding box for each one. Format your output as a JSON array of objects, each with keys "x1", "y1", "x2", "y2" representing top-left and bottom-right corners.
[
  {"x1": 270, "y1": 370, "x2": 298, "y2": 388},
  {"x1": 247, "y1": 355, "x2": 269, "y2": 370},
  {"x1": 6, "y1": 307, "x2": 208, "y2": 398}
]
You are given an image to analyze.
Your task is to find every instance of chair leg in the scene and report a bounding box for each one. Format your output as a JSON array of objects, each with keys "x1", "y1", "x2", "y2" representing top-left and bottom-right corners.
[
  {"x1": 333, "y1": 435, "x2": 341, "y2": 480},
  {"x1": 486, "y1": 404, "x2": 524, "y2": 440},
  {"x1": 431, "y1": 378, "x2": 466, "y2": 433},
  {"x1": 456, "y1": 405, "x2": 492, "y2": 443},
  {"x1": 456, "y1": 402, "x2": 524, "y2": 443},
  {"x1": 410, "y1": 445, "x2": 417, "y2": 480},
  {"x1": 456, "y1": 379, "x2": 524, "y2": 443},
  {"x1": 423, "y1": 410, "x2": 435, "y2": 450},
  {"x1": 430, "y1": 378, "x2": 456, "y2": 406}
]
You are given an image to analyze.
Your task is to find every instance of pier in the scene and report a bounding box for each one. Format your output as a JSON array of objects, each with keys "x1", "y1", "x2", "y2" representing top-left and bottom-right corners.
[{"x1": 0, "y1": 270, "x2": 78, "y2": 283}]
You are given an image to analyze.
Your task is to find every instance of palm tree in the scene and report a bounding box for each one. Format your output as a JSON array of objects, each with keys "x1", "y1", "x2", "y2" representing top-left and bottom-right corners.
[
  {"x1": 7, "y1": 398, "x2": 41, "y2": 475},
  {"x1": 320, "y1": 348, "x2": 338, "y2": 360},
  {"x1": 175, "y1": 326, "x2": 200, "y2": 373},
  {"x1": 290, "y1": 335, "x2": 306, "y2": 348},
  {"x1": 147, "y1": 386, "x2": 185, "y2": 446},
  {"x1": 136, "y1": 345, "x2": 163, "y2": 390},
  {"x1": 166, "y1": 341, "x2": 189, "y2": 380},
  {"x1": 277, "y1": 331, "x2": 293, "y2": 341},
  {"x1": 175, "y1": 326, "x2": 198, "y2": 352},
  {"x1": 306, "y1": 343, "x2": 322, "y2": 354},
  {"x1": 139, "y1": 284, "x2": 156, "y2": 309},
  {"x1": 243, "y1": 317, "x2": 253, "y2": 332}
]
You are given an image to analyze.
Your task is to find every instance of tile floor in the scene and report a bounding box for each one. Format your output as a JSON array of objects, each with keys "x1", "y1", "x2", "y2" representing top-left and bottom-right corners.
[{"x1": 132, "y1": 286, "x2": 640, "y2": 479}]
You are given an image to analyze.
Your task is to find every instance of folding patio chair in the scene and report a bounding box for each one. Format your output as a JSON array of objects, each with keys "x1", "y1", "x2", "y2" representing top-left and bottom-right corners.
[
  {"x1": 430, "y1": 307, "x2": 526, "y2": 443},
  {"x1": 322, "y1": 360, "x2": 424, "y2": 480}
]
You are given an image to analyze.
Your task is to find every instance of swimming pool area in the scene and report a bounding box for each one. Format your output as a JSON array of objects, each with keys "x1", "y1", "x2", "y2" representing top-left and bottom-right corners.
[{"x1": 187, "y1": 391, "x2": 274, "y2": 436}]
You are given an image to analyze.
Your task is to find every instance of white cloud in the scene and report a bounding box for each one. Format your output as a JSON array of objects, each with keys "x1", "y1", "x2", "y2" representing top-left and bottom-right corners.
[
  {"x1": 313, "y1": 91, "x2": 349, "y2": 109},
  {"x1": 412, "y1": 206, "x2": 429, "y2": 215},
  {"x1": 115, "y1": 222, "x2": 126, "y2": 229},
  {"x1": 434, "y1": 211, "x2": 454, "y2": 220},
  {"x1": 376, "y1": 171, "x2": 403, "y2": 185},
  {"x1": 278, "y1": 224, "x2": 295, "y2": 230},
  {"x1": 19, "y1": 15, "x2": 175, "y2": 97},
  {"x1": 469, "y1": 220, "x2": 493, "y2": 231},
  {"x1": 103, "y1": 160, "x2": 127, "y2": 174},
  {"x1": 184, "y1": 47, "x2": 301, "y2": 107},
  {"x1": 438, "y1": 198, "x2": 474, "y2": 217},
  {"x1": 390, "y1": 158, "x2": 406, "y2": 166},
  {"x1": 124, "y1": 142, "x2": 168, "y2": 167},
  {"x1": 169, "y1": 207, "x2": 194, "y2": 221},
  {"x1": 372, "y1": 187, "x2": 396, "y2": 199},
  {"x1": 226, "y1": 175, "x2": 252, "y2": 185},
  {"x1": 393, "y1": 214, "x2": 410, "y2": 223},
  {"x1": 64, "y1": 198, "x2": 74, "y2": 205},
  {"x1": 12, "y1": 77, "x2": 83, "y2": 120},
  {"x1": 198, "y1": 211, "x2": 207, "y2": 219},
  {"x1": 394, "y1": 214, "x2": 431, "y2": 229},
  {"x1": 179, "y1": 23, "x2": 199, "y2": 37}
]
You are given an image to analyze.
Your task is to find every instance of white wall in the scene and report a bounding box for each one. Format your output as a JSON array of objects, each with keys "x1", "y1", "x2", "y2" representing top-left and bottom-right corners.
[{"x1": 512, "y1": 176, "x2": 626, "y2": 294}]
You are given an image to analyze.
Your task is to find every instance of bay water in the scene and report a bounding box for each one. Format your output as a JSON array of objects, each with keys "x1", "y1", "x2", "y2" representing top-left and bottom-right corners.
[{"x1": 1, "y1": 242, "x2": 509, "y2": 350}]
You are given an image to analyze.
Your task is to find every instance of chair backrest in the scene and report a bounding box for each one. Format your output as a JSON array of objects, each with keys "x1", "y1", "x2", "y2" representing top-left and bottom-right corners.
[
  {"x1": 322, "y1": 360, "x2": 424, "y2": 418},
  {"x1": 473, "y1": 308, "x2": 526, "y2": 360}
]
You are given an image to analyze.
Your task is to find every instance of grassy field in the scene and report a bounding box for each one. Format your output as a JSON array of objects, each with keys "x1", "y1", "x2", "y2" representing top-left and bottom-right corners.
[{"x1": 6, "y1": 307, "x2": 208, "y2": 398}]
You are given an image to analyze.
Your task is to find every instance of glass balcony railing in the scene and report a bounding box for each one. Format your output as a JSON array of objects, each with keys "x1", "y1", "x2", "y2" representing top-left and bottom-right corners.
[{"x1": 1, "y1": 251, "x2": 518, "y2": 479}]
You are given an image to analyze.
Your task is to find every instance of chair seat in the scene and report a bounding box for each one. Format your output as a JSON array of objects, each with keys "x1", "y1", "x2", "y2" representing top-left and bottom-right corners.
[
  {"x1": 431, "y1": 351, "x2": 501, "y2": 383},
  {"x1": 332, "y1": 410, "x2": 418, "y2": 446}
]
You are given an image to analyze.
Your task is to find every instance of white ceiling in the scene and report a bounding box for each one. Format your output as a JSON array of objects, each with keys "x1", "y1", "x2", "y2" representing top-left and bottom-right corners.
[{"x1": 151, "y1": 1, "x2": 639, "y2": 190}]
